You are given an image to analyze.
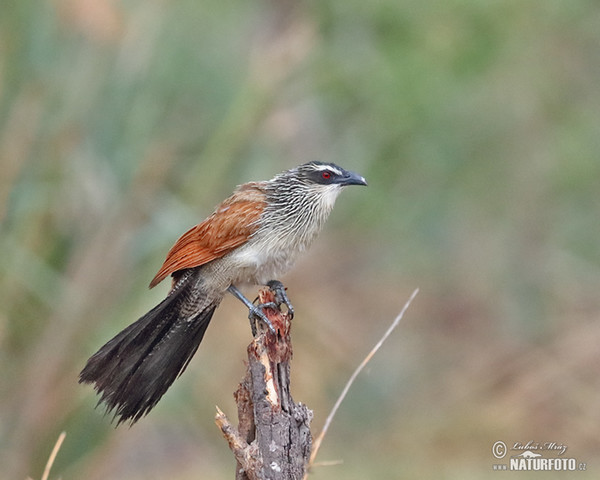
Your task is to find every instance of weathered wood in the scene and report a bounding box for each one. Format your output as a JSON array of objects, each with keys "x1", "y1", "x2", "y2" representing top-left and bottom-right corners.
[{"x1": 216, "y1": 287, "x2": 312, "y2": 480}]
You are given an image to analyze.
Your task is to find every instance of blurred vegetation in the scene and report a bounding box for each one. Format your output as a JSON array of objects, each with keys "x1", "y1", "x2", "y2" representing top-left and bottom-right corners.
[{"x1": 1, "y1": 0, "x2": 599, "y2": 478}]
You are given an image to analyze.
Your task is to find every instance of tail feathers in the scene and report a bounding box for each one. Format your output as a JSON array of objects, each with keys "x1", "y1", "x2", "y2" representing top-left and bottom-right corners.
[{"x1": 80, "y1": 277, "x2": 218, "y2": 425}]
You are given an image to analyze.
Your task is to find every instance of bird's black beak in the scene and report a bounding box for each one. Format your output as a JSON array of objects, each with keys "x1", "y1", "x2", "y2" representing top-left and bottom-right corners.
[{"x1": 338, "y1": 169, "x2": 368, "y2": 187}]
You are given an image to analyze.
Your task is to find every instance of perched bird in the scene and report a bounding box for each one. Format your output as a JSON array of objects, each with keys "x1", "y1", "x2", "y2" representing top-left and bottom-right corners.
[{"x1": 80, "y1": 161, "x2": 367, "y2": 425}]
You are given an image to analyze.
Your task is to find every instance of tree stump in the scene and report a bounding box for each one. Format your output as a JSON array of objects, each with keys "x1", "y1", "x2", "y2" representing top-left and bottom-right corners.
[{"x1": 216, "y1": 287, "x2": 312, "y2": 480}]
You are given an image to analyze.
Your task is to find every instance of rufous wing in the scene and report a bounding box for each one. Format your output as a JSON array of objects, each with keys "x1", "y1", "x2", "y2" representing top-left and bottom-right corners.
[{"x1": 149, "y1": 184, "x2": 266, "y2": 288}]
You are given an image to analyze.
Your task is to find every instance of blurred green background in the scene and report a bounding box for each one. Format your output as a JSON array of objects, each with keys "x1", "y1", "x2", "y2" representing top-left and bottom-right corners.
[{"x1": 1, "y1": 0, "x2": 599, "y2": 478}]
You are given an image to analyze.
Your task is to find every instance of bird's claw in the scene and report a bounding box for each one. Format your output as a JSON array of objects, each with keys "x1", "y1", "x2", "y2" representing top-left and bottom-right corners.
[
  {"x1": 231, "y1": 281, "x2": 293, "y2": 337},
  {"x1": 266, "y1": 280, "x2": 294, "y2": 319},
  {"x1": 248, "y1": 304, "x2": 277, "y2": 335}
]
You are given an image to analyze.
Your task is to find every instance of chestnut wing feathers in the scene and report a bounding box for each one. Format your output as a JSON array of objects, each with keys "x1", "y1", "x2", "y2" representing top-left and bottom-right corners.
[{"x1": 149, "y1": 184, "x2": 266, "y2": 288}]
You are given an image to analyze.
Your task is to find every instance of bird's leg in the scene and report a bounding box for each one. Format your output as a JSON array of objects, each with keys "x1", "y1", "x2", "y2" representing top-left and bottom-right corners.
[
  {"x1": 266, "y1": 280, "x2": 294, "y2": 319},
  {"x1": 227, "y1": 285, "x2": 276, "y2": 335}
]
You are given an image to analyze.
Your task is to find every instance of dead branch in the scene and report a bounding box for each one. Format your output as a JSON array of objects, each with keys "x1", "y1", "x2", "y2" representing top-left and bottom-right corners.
[
  {"x1": 304, "y1": 288, "x2": 419, "y2": 478},
  {"x1": 216, "y1": 288, "x2": 312, "y2": 480}
]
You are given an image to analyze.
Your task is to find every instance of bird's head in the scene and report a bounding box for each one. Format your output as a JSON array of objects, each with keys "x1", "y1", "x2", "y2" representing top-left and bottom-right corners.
[
  {"x1": 266, "y1": 161, "x2": 367, "y2": 220},
  {"x1": 293, "y1": 161, "x2": 368, "y2": 188},
  {"x1": 289, "y1": 161, "x2": 367, "y2": 211}
]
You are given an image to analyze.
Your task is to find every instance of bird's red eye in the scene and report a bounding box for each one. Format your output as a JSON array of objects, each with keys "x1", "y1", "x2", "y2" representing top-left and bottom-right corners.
[{"x1": 322, "y1": 171, "x2": 331, "y2": 180}]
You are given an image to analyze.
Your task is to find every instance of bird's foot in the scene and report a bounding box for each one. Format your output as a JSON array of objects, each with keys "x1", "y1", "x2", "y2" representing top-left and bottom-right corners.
[
  {"x1": 247, "y1": 303, "x2": 277, "y2": 336},
  {"x1": 266, "y1": 280, "x2": 294, "y2": 319},
  {"x1": 227, "y1": 285, "x2": 276, "y2": 335}
]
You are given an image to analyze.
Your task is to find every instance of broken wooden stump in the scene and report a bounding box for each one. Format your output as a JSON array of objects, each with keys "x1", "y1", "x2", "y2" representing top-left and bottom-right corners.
[{"x1": 216, "y1": 287, "x2": 312, "y2": 480}]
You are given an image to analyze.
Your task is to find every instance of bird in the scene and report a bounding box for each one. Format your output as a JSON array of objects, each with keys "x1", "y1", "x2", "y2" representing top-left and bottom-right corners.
[{"x1": 79, "y1": 161, "x2": 367, "y2": 425}]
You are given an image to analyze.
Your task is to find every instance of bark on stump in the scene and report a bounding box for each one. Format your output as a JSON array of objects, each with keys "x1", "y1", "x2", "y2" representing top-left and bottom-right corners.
[{"x1": 216, "y1": 287, "x2": 313, "y2": 480}]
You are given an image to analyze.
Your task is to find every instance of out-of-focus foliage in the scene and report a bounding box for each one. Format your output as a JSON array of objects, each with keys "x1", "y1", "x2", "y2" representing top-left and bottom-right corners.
[{"x1": 1, "y1": 0, "x2": 599, "y2": 478}]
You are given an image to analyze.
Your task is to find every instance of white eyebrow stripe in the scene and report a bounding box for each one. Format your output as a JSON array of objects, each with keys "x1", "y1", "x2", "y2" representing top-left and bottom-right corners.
[{"x1": 312, "y1": 164, "x2": 343, "y2": 175}]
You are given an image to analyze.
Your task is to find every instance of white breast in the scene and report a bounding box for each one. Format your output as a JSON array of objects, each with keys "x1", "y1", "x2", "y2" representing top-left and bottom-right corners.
[{"x1": 223, "y1": 183, "x2": 343, "y2": 286}]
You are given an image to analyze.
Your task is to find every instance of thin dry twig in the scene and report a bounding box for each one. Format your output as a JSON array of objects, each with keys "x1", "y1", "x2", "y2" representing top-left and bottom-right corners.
[
  {"x1": 305, "y1": 288, "x2": 419, "y2": 476},
  {"x1": 41, "y1": 431, "x2": 66, "y2": 480}
]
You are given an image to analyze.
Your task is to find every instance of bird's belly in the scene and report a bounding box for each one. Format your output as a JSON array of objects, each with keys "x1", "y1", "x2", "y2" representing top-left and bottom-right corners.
[{"x1": 226, "y1": 241, "x2": 300, "y2": 286}]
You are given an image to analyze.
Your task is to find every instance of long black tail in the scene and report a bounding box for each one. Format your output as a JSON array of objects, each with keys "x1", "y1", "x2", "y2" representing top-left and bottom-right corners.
[{"x1": 79, "y1": 273, "x2": 217, "y2": 425}]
